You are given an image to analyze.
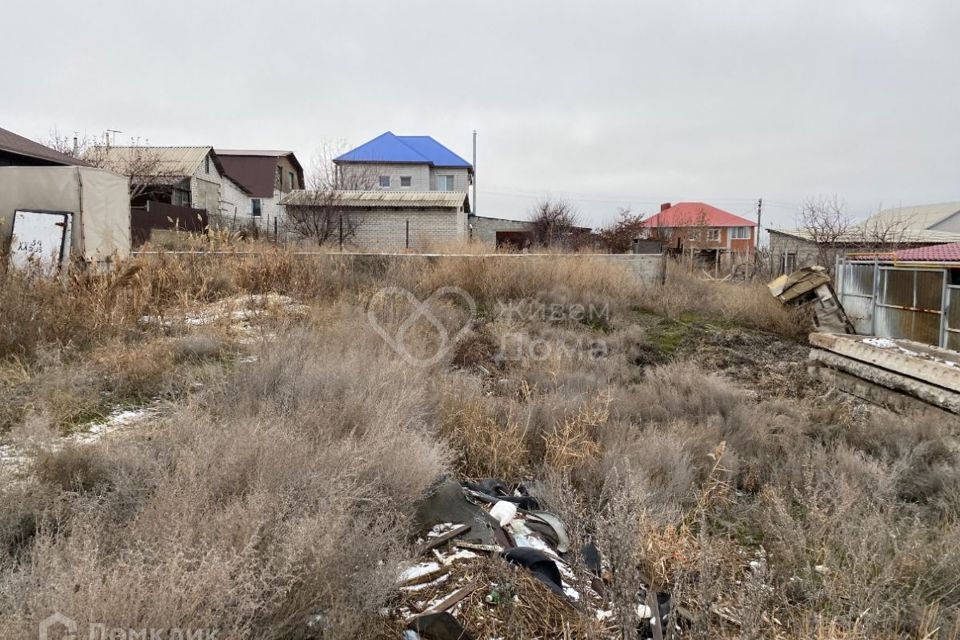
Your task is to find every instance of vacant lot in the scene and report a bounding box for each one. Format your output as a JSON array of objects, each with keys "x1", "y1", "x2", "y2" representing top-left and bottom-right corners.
[{"x1": 0, "y1": 248, "x2": 957, "y2": 639}]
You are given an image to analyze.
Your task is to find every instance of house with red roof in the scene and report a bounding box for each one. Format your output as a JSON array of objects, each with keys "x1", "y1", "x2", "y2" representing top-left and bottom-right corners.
[{"x1": 642, "y1": 202, "x2": 757, "y2": 259}]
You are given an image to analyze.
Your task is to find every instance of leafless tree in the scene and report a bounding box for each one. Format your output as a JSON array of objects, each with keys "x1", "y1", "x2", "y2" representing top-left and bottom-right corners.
[
  {"x1": 283, "y1": 143, "x2": 376, "y2": 246},
  {"x1": 858, "y1": 207, "x2": 915, "y2": 249},
  {"x1": 797, "y1": 196, "x2": 916, "y2": 272},
  {"x1": 596, "y1": 207, "x2": 647, "y2": 253},
  {"x1": 797, "y1": 196, "x2": 855, "y2": 269},
  {"x1": 45, "y1": 128, "x2": 183, "y2": 203},
  {"x1": 529, "y1": 199, "x2": 581, "y2": 248}
]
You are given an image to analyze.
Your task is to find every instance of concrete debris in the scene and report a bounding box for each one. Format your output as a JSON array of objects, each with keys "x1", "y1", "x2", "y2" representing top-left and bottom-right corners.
[{"x1": 809, "y1": 332, "x2": 960, "y2": 415}]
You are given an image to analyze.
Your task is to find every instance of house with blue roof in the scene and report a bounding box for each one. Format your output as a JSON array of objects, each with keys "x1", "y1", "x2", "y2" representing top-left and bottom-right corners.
[{"x1": 334, "y1": 132, "x2": 473, "y2": 195}]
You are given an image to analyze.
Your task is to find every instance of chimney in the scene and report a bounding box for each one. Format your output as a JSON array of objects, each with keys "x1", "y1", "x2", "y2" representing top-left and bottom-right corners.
[{"x1": 660, "y1": 202, "x2": 671, "y2": 212}]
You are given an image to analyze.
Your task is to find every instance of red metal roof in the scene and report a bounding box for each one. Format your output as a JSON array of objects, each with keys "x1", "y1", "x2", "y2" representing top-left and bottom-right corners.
[
  {"x1": 643, "y1": 202, "x2": 757, "y2": 228},
  {"x1": 890, "y1": 242, "x2": 960, "y2": 262}
]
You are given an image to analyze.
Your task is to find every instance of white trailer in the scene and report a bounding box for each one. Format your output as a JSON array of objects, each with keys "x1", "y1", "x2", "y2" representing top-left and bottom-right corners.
[{"x1": 0, "y1": 166, "x2": 131, "y2": 269}]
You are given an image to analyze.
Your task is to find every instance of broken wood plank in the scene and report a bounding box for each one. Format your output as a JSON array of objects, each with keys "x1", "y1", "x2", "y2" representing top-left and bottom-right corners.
[
  {"x1": 400, "y1": 565, "x2": 449, "y2": 587},
  {"x1": 424, "y1": 582, "x2": 480, "y2": 614},
  {"x1": 453, "y1": 541, "x2": 502, "y2": 554},
  {"x1": 417, "y1": 524, "x2": 471, "y2": 555},
  {"x1": 646, "y1": 589, "x2": 665, "y2": 640}
]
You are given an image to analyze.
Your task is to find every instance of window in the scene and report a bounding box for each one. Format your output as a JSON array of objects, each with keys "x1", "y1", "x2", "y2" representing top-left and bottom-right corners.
[
  {"x1": 731, "y1": 226, "x2": 750, "y2": 240},
  {"x1": 436, "y1": 175, "x2": 453, "y2": 191},
  {"x1": 378, "y1": 176, "x2": 391, "y2": 188},
  {"x1": 400, "y1": 176, "x2": 412, "y2": 188},
  {"x1": 784, "y1": 252, "x2": 797, "y2": 274},
  {"x1": 204, "y1": 156, "x2": 210, "y2": 174},
  {"x1": 289, "y1": 171, "x2": 295, "y2": 190},
  {"x1": 706, "y1": 228, "x2": 720, "y2": 242},
  {"x1": 251, "y1": 199, "x2": 262, "y2": 217},
  {"x1": 688, "y1": 229, "x2": 702, "y2": 241},
  {"x1": 173, "y1": 187, "x2": 191, "y2": 208}
]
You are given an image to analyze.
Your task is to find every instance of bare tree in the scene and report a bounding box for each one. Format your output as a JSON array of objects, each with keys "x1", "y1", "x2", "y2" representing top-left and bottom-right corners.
[
  {"x1": 283, "y1": 143, "x2": 376, "y2": 246},
  {"x1": 45, "y1": 128, "x2": 184, "y2": 203},
  {"x1": 529, "y1": 199, "x2": 580, "y2": 248},
  {"x1": 797, "y1": 196, "x2": 854, "y2": 269},
  {"x1": 858, "y1": 207, "x2": 915, "y2": 249},
  {"x1": 596, "y1": 207, "x2": 647, "y2": 253}
]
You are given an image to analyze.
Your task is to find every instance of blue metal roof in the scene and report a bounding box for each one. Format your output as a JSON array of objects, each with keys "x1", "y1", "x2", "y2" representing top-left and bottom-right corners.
[{"x1": 334, "y1": 131, "x2": 472, "y2": 170}]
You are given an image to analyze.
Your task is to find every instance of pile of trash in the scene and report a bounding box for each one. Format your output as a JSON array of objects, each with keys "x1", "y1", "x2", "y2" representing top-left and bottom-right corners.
[{"x1": 393, "y1": 477, "x2": 677, "y2": 639}]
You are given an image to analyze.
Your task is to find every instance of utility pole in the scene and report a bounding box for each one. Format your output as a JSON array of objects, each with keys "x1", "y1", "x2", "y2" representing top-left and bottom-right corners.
[
  {"x1": 472, "y1": 129, "x2": 478, "y2": 216},
  {"x1": 756, "y1": 198, "x2": 763, "y2": 249}
]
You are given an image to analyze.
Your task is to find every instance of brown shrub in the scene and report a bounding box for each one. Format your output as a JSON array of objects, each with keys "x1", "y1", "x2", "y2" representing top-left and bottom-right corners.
[{"x1": 0, "y1": 323, "x2": 450, "y2": 639}]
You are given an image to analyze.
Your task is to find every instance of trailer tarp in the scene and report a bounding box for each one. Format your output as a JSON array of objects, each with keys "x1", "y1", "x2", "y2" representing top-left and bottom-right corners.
[{"x1": 0, "y1": 166, "x2": 130, "y2": 261}]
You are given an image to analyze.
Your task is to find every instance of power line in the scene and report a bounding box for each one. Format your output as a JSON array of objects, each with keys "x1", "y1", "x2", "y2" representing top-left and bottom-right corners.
[{"x1": 482, "y1": 187, "x2": 799, "y2": 210}]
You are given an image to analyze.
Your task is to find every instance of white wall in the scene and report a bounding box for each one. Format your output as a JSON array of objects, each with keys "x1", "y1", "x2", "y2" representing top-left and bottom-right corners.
[
  {"x1": 339, "y1": 162, "x2": 431, "y2": 190},
  {"x1": 219, "y1": 177, "x2": 284, "y2": 233},
  {"x1": 430, "y1": 167, "x2": 470, "y2": 192},
  {"x1": 190, "y1": 154, "x2": 221, "y2": 218}
]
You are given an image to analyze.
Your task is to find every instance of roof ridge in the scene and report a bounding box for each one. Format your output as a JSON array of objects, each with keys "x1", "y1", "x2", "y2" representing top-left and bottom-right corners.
[{"x1": 391, "y1": 133, "x2": 432, "y2": 162}]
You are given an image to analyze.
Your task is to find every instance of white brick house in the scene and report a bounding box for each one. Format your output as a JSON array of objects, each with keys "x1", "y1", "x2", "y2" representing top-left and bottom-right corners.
[
  {"x1": 216, "y1": 150, "x2": 304, "y2": 234},
  {"x1": 280, "y1": 132, "x2": 474, "y2": 250},
  {"x1": 333, "y1": 132, "x2": 474, "y2": 198}
]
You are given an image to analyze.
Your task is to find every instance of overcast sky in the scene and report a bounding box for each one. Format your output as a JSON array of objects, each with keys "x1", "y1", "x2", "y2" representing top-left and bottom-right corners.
[{"x1": 5, "y1": 1, "x2": 959, "y2": 234}]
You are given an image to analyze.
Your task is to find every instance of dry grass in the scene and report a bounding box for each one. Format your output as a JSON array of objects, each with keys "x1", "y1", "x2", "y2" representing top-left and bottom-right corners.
[
  {"x1": 638, "y1": 262, "x2": 812, "y2": 339},
  {"x1": 0, "y1": 244, "x2": 957, "y2": 638}
]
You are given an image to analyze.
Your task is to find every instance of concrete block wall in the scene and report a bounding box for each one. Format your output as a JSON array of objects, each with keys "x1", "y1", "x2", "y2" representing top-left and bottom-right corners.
[
  {"x1": 429, "y1": 167, "x2": 470, "y2": 192},
  {"x1": 469, "y1": 215, "x2": 535, "y2": 246},
  {"x1": 339, "y1": 163, "x2": 430, "y2": 190},
  {"x1": 344, "y1": 209, "x2": 466, "y2": 251},
  {"x1": 317, "y1": 252, "x2": 665, "y2": 286}
]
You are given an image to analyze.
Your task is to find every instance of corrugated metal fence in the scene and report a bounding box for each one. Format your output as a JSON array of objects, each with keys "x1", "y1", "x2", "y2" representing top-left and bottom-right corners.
[{"x1": 837, "y1": 258, "x2": 957, "y2": 348}]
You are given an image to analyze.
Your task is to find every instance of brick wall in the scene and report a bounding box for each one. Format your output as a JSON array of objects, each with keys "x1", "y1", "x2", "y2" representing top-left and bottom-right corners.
[
  {"x1": 333, "y1": 208, "x2": 467, "y2": 251},
  {"x1": 469, "y1": 215, "x2": 535, "y2": 246},
  {"x1": 767, "y1": 232, "x2": 823, "y2": 273},
  {"x1": 339, "y1": 162, "x2": 431, "y2": 190},
  {"x1": 190, "y1": 154, "x2": 221, "y2": 220},
  {"x1": 429, "y1": 167, "x2": 470, "y2": 192}
]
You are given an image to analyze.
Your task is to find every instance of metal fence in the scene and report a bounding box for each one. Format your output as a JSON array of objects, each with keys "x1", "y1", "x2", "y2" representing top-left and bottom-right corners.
[{"x1": 836, "y1": 258, "x2": 955, "y2": 348}]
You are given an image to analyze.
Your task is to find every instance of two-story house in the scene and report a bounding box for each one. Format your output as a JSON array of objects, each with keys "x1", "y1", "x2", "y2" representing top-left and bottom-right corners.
[
  {"x1": 333, "y1": 131, "x2": 473, "y2": 194},
  {"x1": 642, "y1": 202, "x2": 757, "y2": 260},
  {"x1": 282, "y1": 132, "x2": 473, "y2": 250},
  {"x1": 217, "y1": 149, "x2": 304, "y2": 233}
]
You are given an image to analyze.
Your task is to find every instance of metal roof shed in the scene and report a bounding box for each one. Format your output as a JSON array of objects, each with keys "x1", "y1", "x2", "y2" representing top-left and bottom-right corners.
[{"x1": 0, "y1": 166, "x2": 131, "y2": 266}]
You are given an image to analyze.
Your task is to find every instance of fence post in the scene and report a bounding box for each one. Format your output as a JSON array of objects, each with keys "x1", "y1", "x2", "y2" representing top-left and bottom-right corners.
[
  {"x1": 406, "y1": 219, "x2": 410, "y2": 249},
  {"x1": 940, "y1": 269, "x2": 950, "y2": 348},
  {"x1": 870, "y1": 258, "x2": 879, "y2": 336},
  {"x1": 338, "y1": 214, "x2": 343, "y2": 250}
]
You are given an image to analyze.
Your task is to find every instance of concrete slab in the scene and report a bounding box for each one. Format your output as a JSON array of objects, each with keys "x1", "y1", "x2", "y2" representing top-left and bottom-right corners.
[{"x1": 810, "y1": 332, "x2": 960, "y2": 393}]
